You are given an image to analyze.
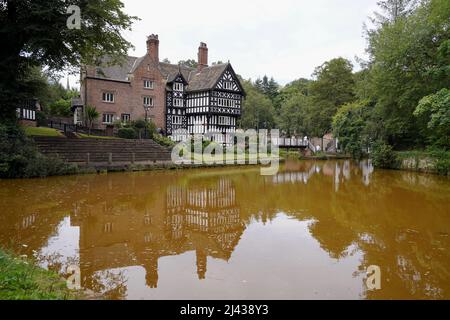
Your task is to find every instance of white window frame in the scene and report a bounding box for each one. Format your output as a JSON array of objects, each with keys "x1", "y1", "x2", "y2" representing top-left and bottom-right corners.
[
  {"x1": 173, "y1": 83, "x2": 184, "y2": 92},
  {"x1": 173, "y1": 98, "x2": 183, "y2": 107},
  {"x1": 121, "y1": 113, "x2": 131, "y2": 123},
  {"x1": 172, "y1": 115, "x2": 182, "y2": 125},
  {"x1": 223, "y1": 81, "x2": 234, "y2": 90},
  {"x1": 102, "y1": 92, "x2": 115, "y2": 103},
  {"x1": 144, "y1": 80, "x2": 154, "y2": 89},
  {"x1": 102, "y1": 113, "x2": 114, "y2": 124},
  {"x1": 143, "y1": 96, "x2": 154, "y2": 107}
]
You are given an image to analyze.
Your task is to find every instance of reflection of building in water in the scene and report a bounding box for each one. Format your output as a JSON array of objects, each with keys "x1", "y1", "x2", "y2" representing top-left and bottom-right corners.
[
  {"x1": 166, "y1": 178, "x2": 242, "y2": 279},
  {"x1": 334, "y1": 160, "x2": 373, "y2": 190},
  {"x1": 334, "y1": 161, "x2": 352, "y2": 192},
  {"x1": 271, "y1": 165, "x2": 318, "y2": 185},
  {"x1": 360, "y1": 160, "x2": 374, "y2": 186},
  {"x1": 271, "y1": 160, "x2": 374, "y2": 192},
  {"x1": 71, "y1": 177, "x2": 243, "y2": 291}
]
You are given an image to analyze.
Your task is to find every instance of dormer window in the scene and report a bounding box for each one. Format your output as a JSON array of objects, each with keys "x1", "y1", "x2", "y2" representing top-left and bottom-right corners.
[
  {"x1": 173, "y1": 83, "x2": 183, "y2": 92},
  {"x1": 144, "y1": 80, "x2": 154, "y2": 89}
]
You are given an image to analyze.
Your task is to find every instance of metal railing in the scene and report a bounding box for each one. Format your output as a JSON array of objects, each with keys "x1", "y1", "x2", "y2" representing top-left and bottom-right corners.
[
  {"x1": 47, "y1": 120, "x2": 111, "y2": 137},
  {"x1": 271, "y1": 137, "x2": 309, "y2": 148}
]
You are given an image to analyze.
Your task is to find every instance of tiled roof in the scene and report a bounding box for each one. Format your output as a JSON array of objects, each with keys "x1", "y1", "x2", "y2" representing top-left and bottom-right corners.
[
  {"x1": 186, "y1": 64, "x2": 229, "y2": 92},
  {"x1": 158, "y1": 62, "x2": 195, "y2": 83},
  {"x1": 89, "y1": 55, "x2": 229, "y2": 91},
  {"x1": 92, "y1": 56, "x2": 138, "y2": 81}
]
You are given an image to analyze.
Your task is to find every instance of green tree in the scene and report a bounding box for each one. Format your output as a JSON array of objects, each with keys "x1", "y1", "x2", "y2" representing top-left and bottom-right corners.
[
  {"x1": 48, "y1": 99, "x2": 72, "y2": 117},
  {"x1": 254, "y1": 75, "x2": 279, "y2": 102},
  {"x1": 332, "y1": 101, "x2": 372, "y2": 158},
  {"x1": 308, "y1": 58, "x2": 356, "y2": 139},
  {"x1": 363, "y1": 0, "x2": 450, "y2": 148},
  {"x1": 370, "y1": 0, "x2": 418, "y2": 25},
  {"x1": 178, "y1": 59, "x2": 198, "y2": 68},
  {"x1": 278, "y1": 93, "x2": 310, "y2": 136},
  {"x1": 274, "y1": 78, "x2": 310, "y2": 111},
  {"x1": 414, "y1": 89, "x2": 450, "y2": 149},
  {"x1": 239, "y1": 80, "x2": 276, "y2": 130},
  {"x1": 0, "y1": 0, "x2": 137, "y2": 121}
]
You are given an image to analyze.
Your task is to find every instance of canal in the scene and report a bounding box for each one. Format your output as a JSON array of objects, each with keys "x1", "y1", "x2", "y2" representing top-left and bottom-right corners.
[{"x1": 0, "y1": 159, "x2": 449, "y2": 300}]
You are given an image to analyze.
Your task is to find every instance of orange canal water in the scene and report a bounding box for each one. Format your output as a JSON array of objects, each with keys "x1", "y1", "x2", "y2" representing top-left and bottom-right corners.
[{"x1": 0, "y1": 159, "x2": 449, "y2": 299}]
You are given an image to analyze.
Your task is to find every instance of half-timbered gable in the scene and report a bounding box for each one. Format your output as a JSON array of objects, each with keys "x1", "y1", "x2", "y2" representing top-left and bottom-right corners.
[{"x1": 215, "y1": 67, "x2": 243, "y2": 93}]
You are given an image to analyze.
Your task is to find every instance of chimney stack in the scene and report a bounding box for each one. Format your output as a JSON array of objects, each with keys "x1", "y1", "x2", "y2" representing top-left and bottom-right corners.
[
  {"x1": 147, "y1": 34, "x2": 159, "y2": 62},
  {"x1": 197, "y1": 42, "x2": 208, "y2": 71}
]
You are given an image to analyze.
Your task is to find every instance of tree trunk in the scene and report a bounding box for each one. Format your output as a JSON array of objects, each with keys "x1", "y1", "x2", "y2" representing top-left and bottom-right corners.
[{"x1": 0, "y1": 0, "x2": 27, "y2": 121}]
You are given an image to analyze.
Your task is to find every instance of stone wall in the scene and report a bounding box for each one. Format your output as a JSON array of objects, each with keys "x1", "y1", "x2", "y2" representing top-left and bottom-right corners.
[{"x1": 400, "y1": 157, "x2": 437, "y2": 174}]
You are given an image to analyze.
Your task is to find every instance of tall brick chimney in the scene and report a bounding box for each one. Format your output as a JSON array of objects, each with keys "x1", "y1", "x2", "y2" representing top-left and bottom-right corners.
[
  {"x1": 147, "y1": 34, "x2": 159, "y2": 62},
  {"x1": 197, "y1": 42, "x2": 208, "y2": 71}
]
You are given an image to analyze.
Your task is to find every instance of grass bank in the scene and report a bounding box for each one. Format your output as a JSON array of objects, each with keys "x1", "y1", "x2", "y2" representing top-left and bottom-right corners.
[
  {"x1": 23, "y1": 126, "x2": 63, "y2": 137},
  {"x1": 0, "y1": 249, "x2": 78, "y2": 300},
  {"x1": 279, "y1": 149, "x2": 351, "y2": 160},
  {"x1": 77, "y1": 133, "x2": 121, "y2": 139}
]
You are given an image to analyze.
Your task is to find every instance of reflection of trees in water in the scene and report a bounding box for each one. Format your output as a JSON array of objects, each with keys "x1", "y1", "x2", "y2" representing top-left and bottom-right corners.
[
  {"x1": 232, "y1": 160, "x2": 450, "y2": 299},
  {"x1": 87, "y1": 269, "x2": 127, "y2": 300},
  {"x1": 0, "y1": 162, "x2": 449, "y2": 299}
]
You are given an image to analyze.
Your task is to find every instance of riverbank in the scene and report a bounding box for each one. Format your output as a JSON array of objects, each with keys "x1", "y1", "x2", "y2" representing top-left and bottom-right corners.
[
  {"x1": 280, "y1": 149, "x2": 352, "y2": 160},
  {"x1": 396, "y1": 150, "x2": 450, "y2": 176},
  {"x1": 0, "y1": 249, "x2": 79, "y2": 300},
  {"x1": 72, "y1": 156, "x2": 284, "y2": 176},
  {"x1": 282, "y1": 148, "x2": 450, "y2": 176}
]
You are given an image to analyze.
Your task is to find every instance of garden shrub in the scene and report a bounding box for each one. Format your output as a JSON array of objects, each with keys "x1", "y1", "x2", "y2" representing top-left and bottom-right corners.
[
  {"x1": 428, "y1": 148, "x2": 450, "y2": 176},
  {"x1": 371, "y1": 141, "x2": 400, "y2": 169},
  {"x1": 0, "y1": 123, "x2": 77, "y2": 178},
  {"x1": 153, "y1": 134, "x2": 176, "y2": 148},
  {"x1": 36, "y1": 111, "x2": 48, "y2": 127},
  {"x1": 118, "y1": 127, "x2": 138, "y2": 139}
]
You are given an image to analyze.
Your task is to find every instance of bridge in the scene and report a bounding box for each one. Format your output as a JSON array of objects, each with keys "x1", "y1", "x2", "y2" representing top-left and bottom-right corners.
[{"x1": 271, "y1": 137, "x2": 316, "y2": 153}]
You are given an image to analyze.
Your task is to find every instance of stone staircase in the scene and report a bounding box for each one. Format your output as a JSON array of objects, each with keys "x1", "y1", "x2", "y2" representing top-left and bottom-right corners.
[{"x1": 33, "y1": 137, "x2": 173, "y2": 166}]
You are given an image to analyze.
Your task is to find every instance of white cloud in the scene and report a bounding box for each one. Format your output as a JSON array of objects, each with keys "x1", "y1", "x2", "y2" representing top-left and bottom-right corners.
[{"x1": 65, "y1": 0, "x2": 380, "y2": 87}]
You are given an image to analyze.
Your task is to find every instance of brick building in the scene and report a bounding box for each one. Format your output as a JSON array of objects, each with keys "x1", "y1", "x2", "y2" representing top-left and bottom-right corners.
[{"x1": 78, "y1": 35, "x2": 245, "y2": 142}]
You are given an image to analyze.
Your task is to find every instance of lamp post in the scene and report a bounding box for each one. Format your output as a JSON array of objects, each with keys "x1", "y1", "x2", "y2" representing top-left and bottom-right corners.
[{"x1": 144, "y1": 105, "x2": 150, "y2": 122}]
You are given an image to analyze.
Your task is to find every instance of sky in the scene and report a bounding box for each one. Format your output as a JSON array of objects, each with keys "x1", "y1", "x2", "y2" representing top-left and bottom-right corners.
[{"x1": 65, "y1": 0, "x2": 380, "y2": 87}]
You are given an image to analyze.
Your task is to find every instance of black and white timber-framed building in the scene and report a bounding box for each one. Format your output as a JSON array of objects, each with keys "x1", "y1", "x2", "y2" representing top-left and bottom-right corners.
[{"x1": 164, "y1": 59, "x2": 245, "y2": 144}]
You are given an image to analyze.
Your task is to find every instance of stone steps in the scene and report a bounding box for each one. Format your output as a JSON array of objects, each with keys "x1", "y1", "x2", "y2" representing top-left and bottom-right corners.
[{"x1": 33, "y1": 137, "x2": 173, "y2": 165}]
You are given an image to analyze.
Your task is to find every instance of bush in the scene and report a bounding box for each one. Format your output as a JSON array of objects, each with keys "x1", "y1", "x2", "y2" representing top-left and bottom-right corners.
[
  {"x1": 0, "y1": 249, "x2": 80, "y2": 300},
  {"x1": 131, "y1": 119, "x2": 147, "y2": 130},
  {"x1": 428, "y1": 148, "x2": 450, "y2": 176},
  {"x1": 22, "y1": 153, "x2": 77, "y2": 178},
  {"x1": 332, "y1": 101, "x2": 371, "y2": 159},
  {"x1": 47, "y1": 98, "x2": 73, "y2": 117},
  {"x1": 153, "y1": 134, "x2": 176, "y2": 148},
  {"x1": 36, "y1": 111, "x2": 48, "y2": 127},
  {"x1": 371, "y1": 141, "x2": 400, "y2": 169},
  {"x1": 118, "y1": 127, "x2": 138, "y2": 139},
  {"x1": 0, "y1": 122, "x2": 77, "y2": 179},
  {"x1": 115, "y1": 119, "x2": 157, "y2": 139}
]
